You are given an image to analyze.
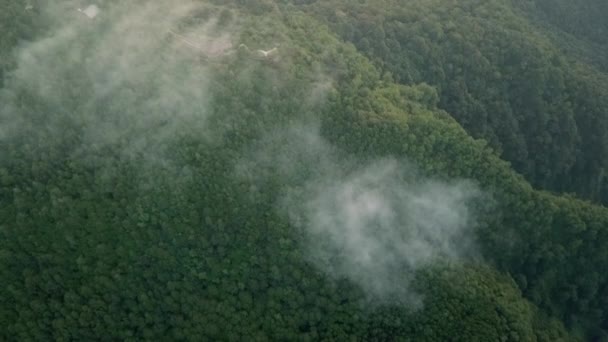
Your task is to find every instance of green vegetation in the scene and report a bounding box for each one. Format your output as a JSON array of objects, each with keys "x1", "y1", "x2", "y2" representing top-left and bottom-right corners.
[
  {"x1": 297, "y1": 0, "x2": 608, "y2": 205},
  {"x1": 1, "y1": 0, "x2": 607, "y2": 340},
  {"x1": 512, "y1": 0, "x2": 608, "y2": 72},
  {"x1": 0, "y1": 0, "x2": 42, "y2": 88}
]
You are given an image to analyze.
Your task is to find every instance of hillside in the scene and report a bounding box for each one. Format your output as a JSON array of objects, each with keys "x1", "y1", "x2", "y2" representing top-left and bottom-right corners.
[
  {"x1": 1, "y1": 0, "x2": 607, "y2": 340},
  {"x1": 296, "y1": 0, "x2": 608, "y2": 205},
  {"x1": 511, "y1": 0, "x2": 608, "y2": 72}
]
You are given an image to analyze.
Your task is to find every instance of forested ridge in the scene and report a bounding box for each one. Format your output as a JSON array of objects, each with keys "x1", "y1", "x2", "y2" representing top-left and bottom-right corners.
[
  {"x1": 295, "y1": 0, "x2": 608, "y2": 205},
  {"x1": 1, "y1": 0, "x2": 607, "y2": 340},
  {"x1": 512, "y1": 0, "x2": 608, "y2": 73}
]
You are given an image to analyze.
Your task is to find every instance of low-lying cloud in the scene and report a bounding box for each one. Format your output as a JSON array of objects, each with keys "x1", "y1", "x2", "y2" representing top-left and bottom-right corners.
[
  {"x1": 0, "y1": 1, "x2": 236, "y2": 158},
  {"x1": 3, "y1": 0, "x2": 485, "y2": 309},
  {"x1": 292, "y1": 157, "x2": 480, "y2": 306},
  {"x1": 243, "y1": 125, "x2": 483, "y2": 307}
]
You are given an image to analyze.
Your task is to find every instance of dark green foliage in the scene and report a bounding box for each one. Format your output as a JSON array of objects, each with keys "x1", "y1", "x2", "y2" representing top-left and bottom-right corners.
[
  {"x1": 0, "y1": 0, "x2": 43, "y2": 87},
  {"x1": 324, "y1": 84, "x2": 608, "y2": 338},
  {"x1": 297, "y1": 0, "x2": 608, "y2": 205},
  {"x1": 1, "y1": 0, "x2": 607, "y2": 340},
  {"x1": 368, "y1": 264, "x2": 572, "y2": 342},
  {"x1": 512, "y1": 0, "x2": 608, "y2": 72}
]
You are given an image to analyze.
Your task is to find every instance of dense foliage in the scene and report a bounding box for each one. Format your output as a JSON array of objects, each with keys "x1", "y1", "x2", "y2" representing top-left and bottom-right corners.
[
  {"x1": 1, "y1": 0, "x2": 608, "y2": 340},
  {"x1": 296, "y1": 0, "x2": 608, "y2": 205},
  {"x1": 512, "y1": 0, "x2": 608, "y2": 72},
  {"x1": 0, "y1": 0, "x2": 42, "y2": 88}
]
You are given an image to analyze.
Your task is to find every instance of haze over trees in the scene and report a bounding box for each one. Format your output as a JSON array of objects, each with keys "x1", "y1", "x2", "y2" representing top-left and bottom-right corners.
[{"x1": 1, "y1": 0, "x2": 607, "y2": 340}]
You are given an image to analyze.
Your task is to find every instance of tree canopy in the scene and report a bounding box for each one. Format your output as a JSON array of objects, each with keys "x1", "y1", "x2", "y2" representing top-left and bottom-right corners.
[{"x1": 1, "y1": 0, "x2": 607, "y2": 340}]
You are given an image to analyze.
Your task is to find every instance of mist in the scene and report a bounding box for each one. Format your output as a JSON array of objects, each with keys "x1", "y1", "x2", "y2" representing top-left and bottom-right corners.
[
  {"x1": 3, "y1": 0, "x2": 485, "y2": 310},
  {"x1": 240, "y1": 123, "x2": 484, "y2": 307},
  {"x1": 293, "y1": 158, "x2": 480, "y2": 306},
  {"x1": 0, "y1": 0, "x2": 236, "y2": 160}
]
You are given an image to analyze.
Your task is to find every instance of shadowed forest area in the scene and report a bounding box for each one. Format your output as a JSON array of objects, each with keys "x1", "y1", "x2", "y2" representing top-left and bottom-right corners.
[{"x1": 1, "y1": 0, "x2": 608, "y2": 340}]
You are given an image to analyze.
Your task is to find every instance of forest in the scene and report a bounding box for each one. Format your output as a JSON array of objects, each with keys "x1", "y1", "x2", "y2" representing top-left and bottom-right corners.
[{"x1": 1, "y1": 0, "x2": 607, "y2": 340}]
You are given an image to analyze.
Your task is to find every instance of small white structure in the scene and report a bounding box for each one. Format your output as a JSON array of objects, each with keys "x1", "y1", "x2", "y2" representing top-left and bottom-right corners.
[
  {"x1": 256, "y1": 47, "x2": 278, "y2": 58},
  {"x1": 78, "y1": 4, "x2": 100, "y2": 19},
  {"x1": 25, "y1": 5, "x2": 34, "y2": 10}
]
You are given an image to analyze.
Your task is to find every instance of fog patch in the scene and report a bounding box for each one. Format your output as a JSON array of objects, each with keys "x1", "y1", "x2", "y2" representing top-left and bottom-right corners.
[
  {"x1": 0, "y1": 1, "x2": 239, "y2": 160},
  {"x1": 289, "y1": 157, "x2": 480, "y2": 306},
  {"x1": 240, "y1": 124, "x2": 483, "y2": 307}
]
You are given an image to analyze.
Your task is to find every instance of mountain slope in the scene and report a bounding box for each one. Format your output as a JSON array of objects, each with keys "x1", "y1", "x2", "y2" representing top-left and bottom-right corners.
[
  {"x1": 1, "y1": 0, "x2": 608, "y2": 340},
  {"x1": 511, "y1": 0, "x2": 608, "y2": 72},
  {"x1": 294, "y1": 0, "x2": 608, "y2": 205}
]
